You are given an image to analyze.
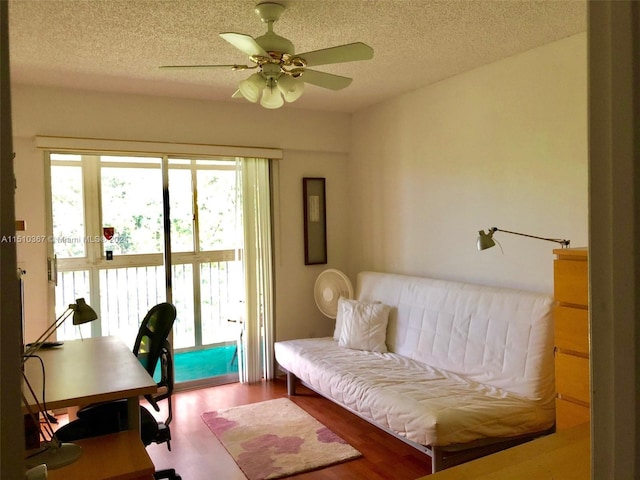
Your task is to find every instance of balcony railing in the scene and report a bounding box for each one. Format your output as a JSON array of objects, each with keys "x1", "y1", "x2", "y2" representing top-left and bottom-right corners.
[{"x1": 56, "y1": 255, "x2": 243, "y2": 353}]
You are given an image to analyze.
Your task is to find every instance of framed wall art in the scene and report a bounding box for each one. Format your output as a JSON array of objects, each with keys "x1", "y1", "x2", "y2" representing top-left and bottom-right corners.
[{"x1": 302, "y1": 177, "x2": 327, "y2": 265}]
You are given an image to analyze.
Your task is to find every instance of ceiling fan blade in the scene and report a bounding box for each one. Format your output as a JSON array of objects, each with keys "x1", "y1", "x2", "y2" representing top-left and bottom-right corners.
[
  {"x1": 160, "y1": 64, "x2": 250, "y2": 71},
  {"x1": 220, "y1": 32, "x2": 269, "y2": 58},
  {"x1": 297, "y1": 69, "x2": 353, "y2": 90},
  {"x1": 296, "y1": 42, "x2": 373, "y2": 67}
]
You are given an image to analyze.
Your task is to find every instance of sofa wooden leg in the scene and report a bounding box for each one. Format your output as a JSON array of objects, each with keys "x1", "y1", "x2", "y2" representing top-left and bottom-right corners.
[{"x1": 286, "y1": 371, "x2": 297, "y2": 396}]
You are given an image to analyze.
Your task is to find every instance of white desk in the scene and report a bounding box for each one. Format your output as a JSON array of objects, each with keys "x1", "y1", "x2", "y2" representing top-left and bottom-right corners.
[{"x1": 23, "y1": 336, "x2": 157, "y2": 430}]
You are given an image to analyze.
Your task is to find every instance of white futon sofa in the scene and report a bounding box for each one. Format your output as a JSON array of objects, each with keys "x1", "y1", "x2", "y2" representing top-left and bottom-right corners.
[{"x1": 274, "y1": 271, "x2": 556, "y2": 472}]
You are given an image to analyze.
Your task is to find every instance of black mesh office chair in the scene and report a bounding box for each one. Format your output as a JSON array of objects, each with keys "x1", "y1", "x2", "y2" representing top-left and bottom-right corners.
[
  {"x1": 56, "y1": 303, "x2": 181, "y2": 480},
  {"x1": 133, "y1": 302, "x2": 176, "y2": 449}
]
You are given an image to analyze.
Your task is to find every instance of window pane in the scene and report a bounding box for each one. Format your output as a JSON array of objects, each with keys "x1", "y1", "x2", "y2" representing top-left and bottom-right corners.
[
  {"x1": 196, "y1": 159, "x2": 235, "y2": 168},
  {"x1": 169, "y1": 169, "x2": 194, "y2": 252},
  {"x1": 172, "y1": 263, "x2": 194, "y2": 349},
  {"x1": 101, "y1": 167, "x2": 163, "y2": 255},
  {"x1": 197, "y1": 170, "x2": 239, "y2": 251},
  {"x1": 99, "y1": 266, "x2": 165, "y2": 347},
  {"x1": 51, "y1": 153, "x2": 81, "y2": 162},
  {"x1": 200, "y1": 259, "x2": 243, "y2": 345},
  {"x1": 168, "y1": 158, "x2": 190, "y2": 166},
  {"x1": 101, "y1": 155, "x2": 160, "y2": 165},
  {"x1": 51, "y1": 165, "x2": 86, "y2": 258},
  {"x1": 56, "y1": 270, "x2": 92, "y2": 341}
]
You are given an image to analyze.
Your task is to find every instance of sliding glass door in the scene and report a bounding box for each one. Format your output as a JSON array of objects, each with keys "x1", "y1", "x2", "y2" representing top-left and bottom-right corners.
[{"x1": 48, "y1": 152, "x2": 244, "y2": 385}]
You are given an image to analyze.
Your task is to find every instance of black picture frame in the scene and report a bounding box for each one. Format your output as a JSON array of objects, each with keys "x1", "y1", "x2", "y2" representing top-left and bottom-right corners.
[{"x1": 303, "y1": 177, "x2": 327, "y2": 265}]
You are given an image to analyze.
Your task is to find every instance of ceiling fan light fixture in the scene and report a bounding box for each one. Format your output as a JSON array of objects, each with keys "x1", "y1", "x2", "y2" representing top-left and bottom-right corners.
[
  {"x1": 238, "y1": 73, "x2": 263, "y2": 103},
  {"x1": 277, "y1": 74, "x2": 304, "y2": 102},
  {"x1": 260, "y1": 84, "x2": 284, "y2": 109},
  {"x1": 162, "y1": 3, "x2": 374, "y2": 109}
]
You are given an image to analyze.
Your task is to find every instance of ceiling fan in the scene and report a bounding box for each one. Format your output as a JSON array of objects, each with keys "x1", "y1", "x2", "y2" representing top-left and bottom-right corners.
[{"x1": 160, "y1": 2, "x2": 374, "y2": 109}]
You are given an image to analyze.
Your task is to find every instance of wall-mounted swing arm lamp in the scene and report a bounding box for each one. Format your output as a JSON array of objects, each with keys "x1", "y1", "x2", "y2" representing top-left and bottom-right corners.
[{"x1": 477, "y1": 227, "x2": 570, "y2": 251}]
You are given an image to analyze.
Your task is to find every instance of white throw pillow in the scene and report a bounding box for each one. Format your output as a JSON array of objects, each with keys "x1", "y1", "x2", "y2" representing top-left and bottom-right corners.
[
  {"x1": 337, "y1": 298, "x2": 391, "y2": 353},
  {"x1": 333, "y1": 297, "x2": 383, "y2": 340}
]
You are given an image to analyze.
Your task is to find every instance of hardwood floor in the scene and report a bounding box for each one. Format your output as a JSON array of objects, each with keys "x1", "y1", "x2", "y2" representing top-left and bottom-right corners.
[{"x1": 146, "y1": 377, "x2": 433, "y2": 479}]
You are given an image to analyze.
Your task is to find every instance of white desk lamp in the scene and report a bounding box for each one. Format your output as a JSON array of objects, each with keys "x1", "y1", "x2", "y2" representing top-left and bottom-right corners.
[{"x1": 23, "y1": 298, "x2": 97, "y2": 470}]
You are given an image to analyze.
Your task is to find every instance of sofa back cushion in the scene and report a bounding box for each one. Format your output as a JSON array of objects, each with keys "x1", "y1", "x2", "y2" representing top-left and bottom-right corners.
[{"x1": 356, "y1": 271, "x2": 555, "y2": 402}]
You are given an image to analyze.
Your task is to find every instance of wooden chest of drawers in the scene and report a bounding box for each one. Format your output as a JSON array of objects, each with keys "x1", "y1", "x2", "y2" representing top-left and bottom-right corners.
[{"x1": 553, "y1": 247, "x2": 590, "y2": 430}]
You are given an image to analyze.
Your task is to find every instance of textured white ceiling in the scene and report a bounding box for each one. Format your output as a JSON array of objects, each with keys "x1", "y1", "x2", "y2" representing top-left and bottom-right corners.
[{"x1": 8, "y1": 0, "x2": 586, "y2": 113}]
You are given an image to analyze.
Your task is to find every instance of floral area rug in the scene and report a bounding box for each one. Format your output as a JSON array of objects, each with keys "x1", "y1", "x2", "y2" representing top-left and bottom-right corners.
[{"x1": 201, "y1": 397, "x2": 362, "y2": 480}]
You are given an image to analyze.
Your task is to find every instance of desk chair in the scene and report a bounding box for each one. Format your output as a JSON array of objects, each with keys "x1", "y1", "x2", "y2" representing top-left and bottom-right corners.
[
  {"x1": 56, "y1": 303, "x2": 181, "y2": 480},
  {"x1": 133, "y1": 303, "x2": 176, "y2": 451}
]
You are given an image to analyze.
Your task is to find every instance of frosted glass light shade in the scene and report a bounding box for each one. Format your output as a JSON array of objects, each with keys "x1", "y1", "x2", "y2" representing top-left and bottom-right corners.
[
  {"x1": 277, "y1": 75, "x2": 305, "y2": 102},
  {"x1": 260, "y1": 86, "x2": 284, "y2": 109},
  {"x1": 238, "y1": 73, "x2": 263, "y2": 103}
]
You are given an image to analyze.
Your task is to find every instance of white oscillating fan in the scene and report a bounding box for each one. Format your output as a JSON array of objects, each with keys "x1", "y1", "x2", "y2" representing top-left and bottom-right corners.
[{"x1": 313, "y1": 269, "x2": 353, "y2": 319}]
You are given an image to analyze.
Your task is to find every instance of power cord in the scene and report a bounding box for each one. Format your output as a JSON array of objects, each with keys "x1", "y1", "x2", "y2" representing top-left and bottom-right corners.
[{"x1": 22, "y1": 354, "x2": 58, "y2": 436}]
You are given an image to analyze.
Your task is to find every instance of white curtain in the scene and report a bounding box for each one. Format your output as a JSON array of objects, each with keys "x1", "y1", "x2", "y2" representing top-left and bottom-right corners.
[{"x1": 236, "y1": 157, "x2": 275, "y2": 383}]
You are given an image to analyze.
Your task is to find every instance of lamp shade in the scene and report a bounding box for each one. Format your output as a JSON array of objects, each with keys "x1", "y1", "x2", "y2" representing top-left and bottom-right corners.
[
  {"x1": 260, "y1": 85, "x2": 284, "y2": 109},
  {"x1": 277, "y1": 75, "x2": 305, "y2": 103},
  {"x1": 477, "y1": 230, "x2": 496, "y2": 250},
  {"x1": 72, "y1": 297, "x2": 98, "y2": 325},
  {"x1": 238, "y1": 73, "x2": 263, "y2": 103}
]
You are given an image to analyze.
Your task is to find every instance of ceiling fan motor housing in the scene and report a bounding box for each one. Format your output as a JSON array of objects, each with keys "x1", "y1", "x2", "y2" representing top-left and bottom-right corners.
[
  {"x1": 254, "y1": 3, "x2": 294, "y2": 56},
  {"x1": 261, "y1": 63, "x2": 281, "y2": 81},
  {"x1": 255, "y1": 32, "x2": 294, "y2": 56}
]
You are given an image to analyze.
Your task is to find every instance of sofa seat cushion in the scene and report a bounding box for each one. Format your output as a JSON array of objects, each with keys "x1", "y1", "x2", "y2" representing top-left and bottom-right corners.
[{"x1": 275, "y1": 337, "x2": 555, "y2": 447}]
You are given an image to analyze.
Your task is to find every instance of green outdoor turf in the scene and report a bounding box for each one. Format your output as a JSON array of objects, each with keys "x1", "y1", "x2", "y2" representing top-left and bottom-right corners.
[{"x1": 173, "y1": 344, "x2": 238, "y2": 383}]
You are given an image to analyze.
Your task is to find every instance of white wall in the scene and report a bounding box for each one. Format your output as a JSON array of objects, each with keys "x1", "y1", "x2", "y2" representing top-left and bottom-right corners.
[
  {"x1": 274, "y1": 149, "x2": 350, "y2": 340},
  {"x1": 12, "y1": 32, "x2": 589, "y2": 345},
  {"x1": 11, "y1": 85, "x2": 351, "y2": 342},
  {"x1": 349, "y1": 33, "x2": 588, "y2": 294}
]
